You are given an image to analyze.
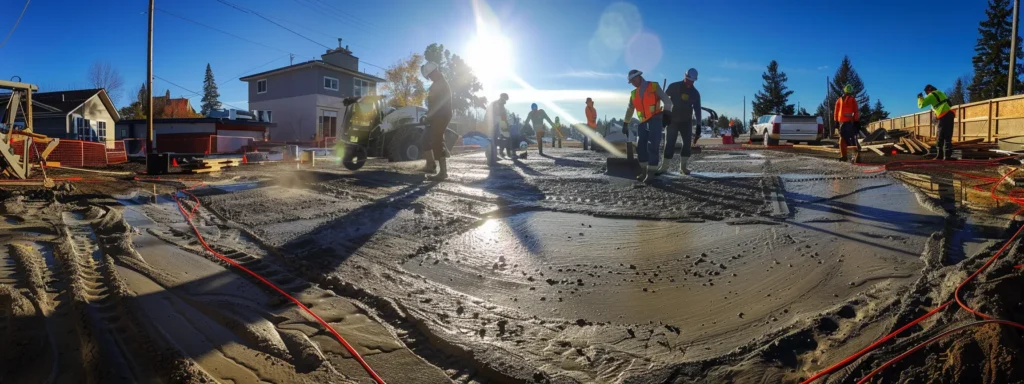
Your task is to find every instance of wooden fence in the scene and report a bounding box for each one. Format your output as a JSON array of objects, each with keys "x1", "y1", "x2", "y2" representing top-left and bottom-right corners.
[{"x1": 867, "y1": 94, "x2": 1024, "y2": 142}]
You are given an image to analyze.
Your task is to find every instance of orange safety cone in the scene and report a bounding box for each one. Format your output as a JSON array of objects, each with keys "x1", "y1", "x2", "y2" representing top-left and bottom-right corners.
[
  {"x1": 171, "y1": 158, "x2": 179, "y2": 167},
  {"x1": 242, "y1": 154, "x2": 248, "y2": 164}
]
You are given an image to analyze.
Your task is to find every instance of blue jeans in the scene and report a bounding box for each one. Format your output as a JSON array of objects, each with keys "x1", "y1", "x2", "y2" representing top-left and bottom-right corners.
[{"x1": 636, "y1": 114, "x2": 663, "y2": 166}]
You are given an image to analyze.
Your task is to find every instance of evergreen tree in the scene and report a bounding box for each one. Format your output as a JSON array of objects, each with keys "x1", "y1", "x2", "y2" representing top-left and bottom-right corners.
[
  {"x1": 118, "y1": 83, "x2": 148, "y2": 119},
  {"x1": 818, "y1": 56, "x2": 870, "y2": 126},
  {"x1": 751, "y1": 60, "x2": 795, "y2": 117},
  {"x1": 201, "y1": 64, "x2": 221, "y2": 116},
  {"x1": 947, "y1": 74, "x2": 972, "y2": 106},
  {"x1": 970, "y1": 0, "x2": 1024, "y2": 100},
  {"x1": 797, "y1": 107, "x2": 810, "y2": 116},
  {"x1": 870, "y1": 100, "x2": 890, "y2": 122}
]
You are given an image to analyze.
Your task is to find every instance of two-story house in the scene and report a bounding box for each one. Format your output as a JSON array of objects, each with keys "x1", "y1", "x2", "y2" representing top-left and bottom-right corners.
[{"x1": 241, "y1": 44, "x2": 384, "y2": 143}]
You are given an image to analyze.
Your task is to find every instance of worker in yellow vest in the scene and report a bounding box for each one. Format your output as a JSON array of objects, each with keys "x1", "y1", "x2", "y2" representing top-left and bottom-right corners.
[
  {"x1": 623, "y1": 69, "x2": 673, "y2": 184},
  {"x1": 552, "y1": 116, "x2": 565, "y2": 148},
  {"x1": 918, "y1": 84, "x2": 956, "y2": 160}
]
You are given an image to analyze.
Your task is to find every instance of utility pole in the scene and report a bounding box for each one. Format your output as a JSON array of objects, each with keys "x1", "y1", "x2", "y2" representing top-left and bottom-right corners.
[
  {"x1": 826, "y1": 75, "x2": 832, "y2": 138},
  {"x1": 146, "y1": 0, "x2": 154, "y2": 160},
  {"x1": 742, "y1": 95, "x2": 746, "y2": 130},
  {"x1": 1010, "y1": 0, "x2": 1020, "y2": 97}
]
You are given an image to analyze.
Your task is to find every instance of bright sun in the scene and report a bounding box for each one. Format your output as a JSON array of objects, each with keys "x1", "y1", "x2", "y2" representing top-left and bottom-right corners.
[{"x1": 465, "y1": 33, "x2": 513, "y2": 88}]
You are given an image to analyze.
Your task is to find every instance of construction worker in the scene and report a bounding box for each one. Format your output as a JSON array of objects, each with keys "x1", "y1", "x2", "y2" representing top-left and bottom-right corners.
[
  {"x1": 486, "y1": 93, "x2": 510, "y2": 166},
  {"x1": 525, "y1": 103, "x2": 554, "y2": 155},
  {"x1": 623, "y1": 69, "x2": 673, "y2": 183},
  {"x1": 419, "y1": 62, "x2": 453, "y2": 181},
  {"x1": 834, "y1": 84, "x2": 861, "y2": 163},
  {"x1": 662, "y1": 68, "x2": 701, "y2": 175},
  {"x1": 919, "y1": 84, "x2": 956, "y2": 160},
  {"x1": 552, "y1": 116, "x2": 565, "y2": 148},
  {"x1": 584, "y1": 98, "x2": 597, "y2": 150}
]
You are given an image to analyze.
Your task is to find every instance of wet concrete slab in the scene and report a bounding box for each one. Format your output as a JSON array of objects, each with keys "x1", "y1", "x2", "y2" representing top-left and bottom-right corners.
[{"x1": 401, "y1": 176, "x2": 946, "y2": 355}]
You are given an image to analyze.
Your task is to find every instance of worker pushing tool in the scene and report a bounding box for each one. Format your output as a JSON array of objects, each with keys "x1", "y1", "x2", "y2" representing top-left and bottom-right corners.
[
  {"x1": 918, "y1": 84, "x2": 956, "y2": 161},
  {"x1": 486, "y1": 93, "x2": 510, "y2": 166},
  {"x1": 525, "y1": 103, "x2": 555, "y2": 155},
  {"x1": 623, "y1": 69, "x2": 673, "y2": 184},
  {"x1": 584, "y1": 97, "x2": 597, "y2": 151},
  {"x1": 661, "y1": 68, "x2": 701, "y2": 175},
  {"x1": 834, "y1": 84, "x2": 861, "y2": 163},
  {"x1": 552, "y1": 116, "x2": 565, "y2": 148},
  {"x1": 419, "y1": 62, "x2": 453, "y2": 181}
]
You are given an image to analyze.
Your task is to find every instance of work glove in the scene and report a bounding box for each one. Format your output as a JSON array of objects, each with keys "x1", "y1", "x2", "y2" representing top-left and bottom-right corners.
[
  {"x1": 917, "y1": 93, "x2": 923, "y2": 99},
  {"x1": 662, "y1": 112, "x2": 672, "y2": 128}
]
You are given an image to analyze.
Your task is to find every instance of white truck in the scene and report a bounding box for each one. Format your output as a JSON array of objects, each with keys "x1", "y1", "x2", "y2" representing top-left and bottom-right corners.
[{"x1": 750, "y1": 114, "x2": 824, "y2": 145}]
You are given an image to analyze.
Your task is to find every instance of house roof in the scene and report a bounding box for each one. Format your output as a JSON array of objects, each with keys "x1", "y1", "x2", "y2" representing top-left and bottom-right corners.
[
  {"x1": 239, "y1": 60, "x2": 386, "y2": 83},
  {"x1": 117, "y1": 118, "x2": 277, "y2": 127},
  {"x1": 154, "y1": 96, "x2": 196, "y2": 118},
  {"x1": 0, "y1": 88, "x2": 120, "y2": 121}
]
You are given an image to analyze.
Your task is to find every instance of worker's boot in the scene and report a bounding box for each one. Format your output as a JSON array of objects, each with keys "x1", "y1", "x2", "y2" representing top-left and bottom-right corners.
[
  {"x1": 642, "y1": 163, "x2": 656, "y2": 184},
  {"x1": 679, "y1": 157, "x2": 691, "y2": 175},
  {"x1": 538, "y1": 139, "x2": 544, "y2": 155},
  {"x1": 427, "y1": 158, "x2": 448, "y2": 181},
  {"x1": 418, "y1": 150, "x2": 436, "y2": 173},
  {"x1": 655, "y1": 161, "x2": 668, "y2": 175},
  {"x1": 636, "y1": 164, "x2": 648, "y2": 182}
]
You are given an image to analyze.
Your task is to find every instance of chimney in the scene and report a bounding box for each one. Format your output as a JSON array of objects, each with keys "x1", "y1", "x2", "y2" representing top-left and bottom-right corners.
[
  {"x1": 337, "y1": 38, "x2": 343, "y2": 48},
  {"x1": 321, "y1": 38, "x2": 358, "y2": 71}
]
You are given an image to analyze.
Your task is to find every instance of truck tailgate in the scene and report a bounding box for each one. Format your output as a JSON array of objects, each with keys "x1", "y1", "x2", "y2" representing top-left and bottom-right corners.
[{"x1": 780, "y1": 116, "x2": 818, "y2": 136}]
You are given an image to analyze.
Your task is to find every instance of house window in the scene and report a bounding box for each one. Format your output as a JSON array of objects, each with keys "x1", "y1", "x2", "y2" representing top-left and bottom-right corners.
[
  {"x1": 74, "y1": 117, "x2": 93, "y2": 141},
  {"x1": 323, "y1": 76, "x2": 339, "y2": 91},
  {"x1": 265, "y1": 110, "x2": 272, "y2": 123},
  {"x1": 257, "y1": 79, "x2": 267, "y2": 94},
  {"x1": 120, "y1": 129, "x2": 128, "y2": 138},
  {"x1": 318, "y1": 110, "x2": 338, "y2": 139},
  {"x1": 354, "y1": 79, "x2": 371, "y2": 97},
  {"x1": 97, "y1": 121, "x2": 107, "y2": 142}
]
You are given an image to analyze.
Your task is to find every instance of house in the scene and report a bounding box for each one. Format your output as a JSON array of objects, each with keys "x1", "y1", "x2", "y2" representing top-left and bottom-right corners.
[
  {"x1": 153, "y1": 92, "x2": 199, "y2": 118},
  {"x1": 116, "y1": 117, "x2": 275, "y2": 155},
  {"x1": 0, "y1": 88, "x2": 120, "y2": 147},
  {"x1": 240, "y1": 42, "x2": 385, "y2": 142}
]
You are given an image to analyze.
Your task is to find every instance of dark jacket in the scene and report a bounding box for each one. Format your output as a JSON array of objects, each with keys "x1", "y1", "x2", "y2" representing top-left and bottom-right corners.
[
  {"x1": 666, "y1": 81, "x2": 701, "y2": 124},
  {"x1": 426, "y1": 75, "x2": 453, "y2": 120}
]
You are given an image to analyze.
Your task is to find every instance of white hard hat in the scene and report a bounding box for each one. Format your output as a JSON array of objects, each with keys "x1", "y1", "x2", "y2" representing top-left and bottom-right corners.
[
  {"x1": 685, "y1": 68, "x2": 698, "y2": 82},
  {"x1": 421, "y1": 62, "x2": 439, "y2": 78},
  {"x1": 627, "y1": 69, "x2": 643, "y2": 82}
]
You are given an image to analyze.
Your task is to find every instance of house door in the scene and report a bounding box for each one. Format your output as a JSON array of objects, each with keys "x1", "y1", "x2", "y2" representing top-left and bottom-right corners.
[{"x1": 318, "y1": 110, "x2": 338, "y2": 138}]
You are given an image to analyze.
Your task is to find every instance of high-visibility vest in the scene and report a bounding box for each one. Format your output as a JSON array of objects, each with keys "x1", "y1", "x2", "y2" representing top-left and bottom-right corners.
[
  {"x1": 835, "y1": 95, "x2": 859, "y2": 123},
  {"x1": 631, "y1": 82, "x2": 663, "y2": 123},
  {"x1": 928, "y1": 90, "x2": 953, "y2": 118}
]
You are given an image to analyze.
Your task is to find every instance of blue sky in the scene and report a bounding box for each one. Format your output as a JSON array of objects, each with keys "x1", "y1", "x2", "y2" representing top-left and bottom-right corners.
[{"x1": 0, "y1": 0, "x2": 995, "y2": 126}]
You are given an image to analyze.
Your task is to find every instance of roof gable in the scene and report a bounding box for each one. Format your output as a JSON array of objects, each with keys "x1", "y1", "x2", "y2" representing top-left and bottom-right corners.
[
  {"x1": 0, "y1": 88, "x2": 119, "y2": 121},
  {"x1": 240, "y1": 60, "x2": 385, "y2": 83}
]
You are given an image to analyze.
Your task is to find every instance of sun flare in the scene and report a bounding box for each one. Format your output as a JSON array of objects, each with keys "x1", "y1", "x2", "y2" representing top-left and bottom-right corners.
[{"x1": 464, "y1": 33, "x2": 513, "y2": 89}]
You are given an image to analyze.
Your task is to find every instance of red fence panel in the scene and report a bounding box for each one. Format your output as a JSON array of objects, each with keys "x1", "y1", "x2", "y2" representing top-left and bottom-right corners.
[{"x1": 106, "y1": 140, "x2": 127, "y2": 165}]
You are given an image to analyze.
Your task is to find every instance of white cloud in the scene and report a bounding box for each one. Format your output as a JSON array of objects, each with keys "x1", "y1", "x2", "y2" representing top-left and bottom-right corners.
[
  {"x1": 817, "y1": 65, "x2": 830, "y2": 71},
  {"x1": 719, "y1": 60, "x2": 763, "y2": 70},
  {"x1": 554, "y1": 70, "x2": 621, "y2": 79}
]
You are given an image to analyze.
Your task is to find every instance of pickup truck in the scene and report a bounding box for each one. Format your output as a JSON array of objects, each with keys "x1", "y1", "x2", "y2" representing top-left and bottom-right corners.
[{"x1": 750, "y1": 115, "x2": 824, "y2": 145}]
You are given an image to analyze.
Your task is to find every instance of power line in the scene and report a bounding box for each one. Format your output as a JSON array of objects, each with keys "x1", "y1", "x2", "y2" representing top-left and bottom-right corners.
[
  {"x1": 153, "y1": 74, "x2": 246, "y2": 111},
  {"x1": 155, "y1": 8, "x2": 292, "y2": 55},
  {"x1": 225, "y1": 54, "x2": 292, "y2": 83},
  {"x1": 0, "y1": 0, "x2": 31, "y2": 50},
  {"x1": 309, "y1": 0, "x2": 377, "y2": 28},
  {"x1": 291, "y1": 0, "x2": 375, "y2": 30},
  {"x1": 213, "y1": 0, "x2": 330, "y2": 50}
]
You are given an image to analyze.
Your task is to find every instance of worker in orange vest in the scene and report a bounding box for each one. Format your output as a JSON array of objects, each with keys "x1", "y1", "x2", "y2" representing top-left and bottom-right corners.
[
  {"x1": 624, "y1": 69, "x2": 673, "y2": 184},
  {"x1": 584, "y1": 98, "x2": 597, "y2": 151},
  {"x1": 834, "y1": 84, "x2": 861, "y2": 163}
]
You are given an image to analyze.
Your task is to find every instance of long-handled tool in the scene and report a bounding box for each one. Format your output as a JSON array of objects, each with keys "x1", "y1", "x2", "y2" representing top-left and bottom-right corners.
[{"x1": 606, "y1": 79, "x2": 669, "y2": 178}]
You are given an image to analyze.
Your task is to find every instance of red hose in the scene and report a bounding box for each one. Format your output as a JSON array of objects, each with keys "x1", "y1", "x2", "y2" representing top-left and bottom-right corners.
[
  {"x1": 172, "y1": 186, "x2": 386, "y2": 384},
  {"x1": 855, "y1": 320, "x2": 1024, "y2": 384},
  {"x1": 803, "y1": 158, "x2": 1024, "y2": 383}
]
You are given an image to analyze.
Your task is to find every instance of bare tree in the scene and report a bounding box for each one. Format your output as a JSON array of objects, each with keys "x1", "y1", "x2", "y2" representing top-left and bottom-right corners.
[{"x1": 87, "y1": 61, "x2": 124, "y2": 104}]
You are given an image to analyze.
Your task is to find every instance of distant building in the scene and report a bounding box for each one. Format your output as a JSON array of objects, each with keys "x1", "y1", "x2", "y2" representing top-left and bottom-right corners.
[
  {"x1": 240, "y1": 40, "x2": 385, "y2": 143},
  {"x1": 0, "y1": 88, "x2": 120, "y2": 147},
  {"x1": 116, "y1": 117, "x2": 275, "y2": 155},
  {"x1": 152, "y1": 93, "x2": 199, "y2": 118}
]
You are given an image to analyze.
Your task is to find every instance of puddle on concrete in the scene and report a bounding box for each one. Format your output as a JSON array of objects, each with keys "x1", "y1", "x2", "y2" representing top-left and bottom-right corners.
[{"x1": 3, "y1": 215, "x2": 23, "y2": 225}]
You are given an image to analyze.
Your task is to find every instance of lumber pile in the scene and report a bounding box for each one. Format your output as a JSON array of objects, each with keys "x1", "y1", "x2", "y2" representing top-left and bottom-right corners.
[
  {"x1": 856, "y1": 129, "x2": 999, "y2": 158},
  {"x1": 181, "y1": 158, "x2": 242, "y2": 174}
]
